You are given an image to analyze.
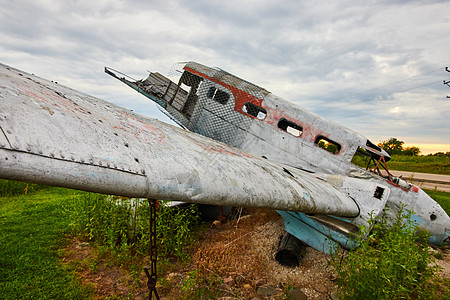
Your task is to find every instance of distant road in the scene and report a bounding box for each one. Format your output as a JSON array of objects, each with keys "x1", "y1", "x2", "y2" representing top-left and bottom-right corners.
[{"x1": 388, "y1": 170, "x2": 450, "y2": 192}]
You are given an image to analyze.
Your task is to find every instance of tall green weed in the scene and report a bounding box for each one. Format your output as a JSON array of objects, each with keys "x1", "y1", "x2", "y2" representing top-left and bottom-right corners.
[
  {"x1": 330, "y1": 207, "x2": 446, "y2": 299},
  {"x1": 65, "y1": 194, "x2": 200, "y2": 258},
  {"x1": 157, "y1": 203, "x2": 200, "y2": 256}
]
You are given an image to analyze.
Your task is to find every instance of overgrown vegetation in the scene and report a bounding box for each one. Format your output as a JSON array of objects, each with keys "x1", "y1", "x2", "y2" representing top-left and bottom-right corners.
[
  {"x1": 330, "y1": 207, "x2": 448, "y2": 299},
  {"x1": 0, "y1": 179, "x2": 204, "y2": 299},
  {"x1": 65, "y1": 193, "x2": 201, "y2": 260},
  {"x1": 62, "y1": 193, "x2": 205, "y2": 298},
  {"x1": 2, "y1": 169, "x2": 449, "y2": 298}
]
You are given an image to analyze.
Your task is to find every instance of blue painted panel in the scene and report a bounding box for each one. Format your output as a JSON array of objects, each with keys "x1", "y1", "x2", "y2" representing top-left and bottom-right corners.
[{"x1": 278, "y1": 211, "x2": 357, "y2": 254}]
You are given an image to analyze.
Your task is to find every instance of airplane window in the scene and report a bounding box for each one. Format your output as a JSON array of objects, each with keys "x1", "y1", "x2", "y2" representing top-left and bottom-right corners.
[
  {"x1": 207, "y1": 87, "x2": 229, "y2": 105},
  {"x1": 242, "y1": 102, "x2": 267, "y2": 120},
  {"x1": 315, "y1": 136, "x2": 341, "y2": 154},
  {"x1": 278, "y1": 118, "x2": 303, "y2": 137}
]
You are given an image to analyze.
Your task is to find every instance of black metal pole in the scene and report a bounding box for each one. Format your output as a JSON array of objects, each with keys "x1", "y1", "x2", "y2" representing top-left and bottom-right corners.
[{"x1": 144, "y1": 199, "x2": 160, "y2": 300}]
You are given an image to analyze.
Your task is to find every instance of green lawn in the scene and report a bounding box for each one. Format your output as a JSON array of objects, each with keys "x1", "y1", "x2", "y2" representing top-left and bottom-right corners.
[
  {"x1": 352, "y1": 153, "x2": 450, "y2": 175},
  {"x1": 0, "y1": 185, "x2": 92, "y2": 299},
  {"x1": 387, "y1": 155, "x2": 450, "y2": 175},
  {"x1": 424, "y1": 189, "x2": 450, "y2": 215},
  {"x1": 0, "y1": 171, "x2": 449, "y2": 299}
]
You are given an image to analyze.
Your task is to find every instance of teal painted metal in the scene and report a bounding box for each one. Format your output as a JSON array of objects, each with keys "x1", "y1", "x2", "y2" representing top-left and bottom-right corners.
[{"x1": 278, "y1": 211, "x2": 358, "y2": 254}]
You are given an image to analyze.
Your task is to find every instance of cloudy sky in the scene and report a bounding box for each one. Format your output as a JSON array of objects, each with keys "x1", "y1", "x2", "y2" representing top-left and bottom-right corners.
[{"x1": 1, "y1": 0, "x2": 449, "y2": 154}]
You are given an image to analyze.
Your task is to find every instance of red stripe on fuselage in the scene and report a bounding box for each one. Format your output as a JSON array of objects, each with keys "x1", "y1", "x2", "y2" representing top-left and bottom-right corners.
[{"x1": 184, "y1": 67, "x2": 263, "y2": 116}]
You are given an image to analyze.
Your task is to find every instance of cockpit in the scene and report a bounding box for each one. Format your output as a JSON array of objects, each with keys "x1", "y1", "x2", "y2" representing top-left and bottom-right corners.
[{"x1": 352, "y1": 140, "x2": 413, "y2": 190}]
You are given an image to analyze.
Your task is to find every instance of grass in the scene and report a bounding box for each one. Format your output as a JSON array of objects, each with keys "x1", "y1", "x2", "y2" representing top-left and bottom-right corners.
[
  {"x1": 424, "y1": 189, "x2": 450, "y2": 215},
  {"x1": 388, "y1": 154, "x2": 450, "y2": 175},
  {"x1": 351, "y1": 153, "x2": 450, "y2": 175},
  {"x1": 0, "y1": 178, "x2": 206, "y2": 299},
  {"x1": 1, "y1": 159, "x2": 449, "y2": 299},
  {"x1": 0, "y1": 179, "x2": 50, "y2": 197},
  {"x1": 0, "y1": 182, "x2": 92, "y2": 299}
]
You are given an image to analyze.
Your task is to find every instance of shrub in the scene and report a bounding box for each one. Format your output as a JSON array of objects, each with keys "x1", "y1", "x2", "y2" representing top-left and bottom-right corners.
[
  {"x1": 157, "y1": 202, "x2": 200, "y2": 257},
  {"x1": 65, "y1": 194, "x2": 200, "y2": 259},
  {"x1": 330, "y1": 207, "x2": 444, "y2": 299}
]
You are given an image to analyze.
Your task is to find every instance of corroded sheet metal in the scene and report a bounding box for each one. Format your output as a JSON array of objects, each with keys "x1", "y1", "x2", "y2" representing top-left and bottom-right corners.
[{"x1": 0, "y1": 63, "x2": 359, "y2": 216}]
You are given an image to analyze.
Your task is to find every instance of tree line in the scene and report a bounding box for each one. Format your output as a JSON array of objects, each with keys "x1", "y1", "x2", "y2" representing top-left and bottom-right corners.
[{"x1": 378, "y1": 138, "x2": 449, "y2": 157}]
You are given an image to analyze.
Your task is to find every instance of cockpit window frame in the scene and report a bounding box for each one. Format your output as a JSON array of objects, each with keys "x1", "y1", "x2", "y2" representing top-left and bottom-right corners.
[
  {"x1": 277, "y1": 118, "x2": 303, "y2": 137},
  {"x1": 207, "y1": 86, "x2": 230, "y2": 105},
  {"x1": 242, "y1": 102, "x2": 267, "y2": 120},
  {"x1": 314, "y1": 135, "x2": 342, "y2": 155}
]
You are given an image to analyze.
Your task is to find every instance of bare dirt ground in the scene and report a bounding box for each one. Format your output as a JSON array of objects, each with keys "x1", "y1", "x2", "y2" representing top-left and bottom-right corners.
[{"x1": 62, "y1": 208, "x2": 450, "y2": 299}]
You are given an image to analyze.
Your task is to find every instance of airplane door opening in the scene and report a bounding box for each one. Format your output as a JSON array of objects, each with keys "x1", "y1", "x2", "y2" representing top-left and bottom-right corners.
[{"x1": 172, "y1": 71, "x2": 203, "y2": 118}]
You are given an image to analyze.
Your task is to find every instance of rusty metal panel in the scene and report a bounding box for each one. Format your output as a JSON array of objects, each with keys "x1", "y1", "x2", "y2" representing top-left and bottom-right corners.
[
  {"x1": 184, "y1": 62, "x2": 270, "y2": 99},
  {"x1": 0, "y1": 63, "x2": 360, "y2": 216}
]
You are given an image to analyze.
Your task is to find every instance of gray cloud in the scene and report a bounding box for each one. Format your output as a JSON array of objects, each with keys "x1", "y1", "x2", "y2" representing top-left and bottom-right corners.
[{"x1": 1, "y1": 0, "x2": 449, "y2": 152}]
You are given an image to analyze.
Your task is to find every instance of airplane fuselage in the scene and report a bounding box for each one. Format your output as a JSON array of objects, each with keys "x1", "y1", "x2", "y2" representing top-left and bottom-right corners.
[{"x1": 106, "y1": 62, "x2": 449, "y2": 251}]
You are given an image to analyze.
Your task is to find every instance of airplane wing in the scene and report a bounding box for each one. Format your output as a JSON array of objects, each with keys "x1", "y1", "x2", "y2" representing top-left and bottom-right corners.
[{"x1": 0, "y1": 63, "x2": 359, "y2": 217}]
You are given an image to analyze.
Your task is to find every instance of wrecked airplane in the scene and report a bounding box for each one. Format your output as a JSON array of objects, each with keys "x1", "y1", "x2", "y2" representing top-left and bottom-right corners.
[
  {"x1": 0, "y1": 62, "x2": 448, "y2": 268},
  {"x1": 105, "y1": 62, "x2": 449, "y2": 254}
]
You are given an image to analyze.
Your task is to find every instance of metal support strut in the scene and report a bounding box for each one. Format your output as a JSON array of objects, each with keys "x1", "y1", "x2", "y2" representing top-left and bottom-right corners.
[{"x1": 144, "y1": 199, "x2": 160, "y2": 300}]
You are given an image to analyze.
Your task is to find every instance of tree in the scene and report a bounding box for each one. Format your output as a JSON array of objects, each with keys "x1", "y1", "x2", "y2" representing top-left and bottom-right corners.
[
  {"x1": 378, "y1": 138, "x2": 421, "y2": 156},
  {"x1": 403, "y1": 146, "x2": 421, "y2": 156},
  {"x1": 378, "y1": 138, "x2": 405, "y2": 155}
]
